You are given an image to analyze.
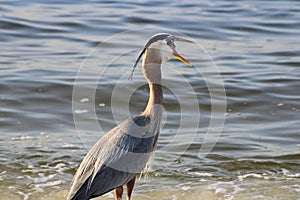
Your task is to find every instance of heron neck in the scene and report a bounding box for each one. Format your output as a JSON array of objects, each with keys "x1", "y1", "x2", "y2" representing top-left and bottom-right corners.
[
  {"x1": 142, "y1": 48, "x2": 163, "y2": 116},
  {"x1": 142, "y1": 82, "x2": 163, "y2": 116}
]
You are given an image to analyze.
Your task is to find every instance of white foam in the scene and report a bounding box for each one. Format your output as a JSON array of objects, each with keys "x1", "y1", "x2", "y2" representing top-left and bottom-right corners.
[
  {"x1": 238, "y1": 173, "x2": 263, "y2": 181},
  {"x1": 207, "y1": 181, "x2": 245, "y2": 200},
  {"x1": 62, "y1": 143, "x2": 76, "y2": 148},
  {"x1": 277, "y1": 103, "x2": 284, "y2": 107},
  {"x1": 54, "y1": 163, "x2": 67, "y2": 174},
  {"x1": 80, "y1": 98, "x2": 89, "y2": 103},
  {"x1": 181, "y1": 185, "x2": 191, "y2": 191},
  {"x1": 0, "y1": 171, "x2": 6, "y2": 175},
  {"x1": 35, "y1": 180, "x2": 65, "y2": 188},
  {"x1": 17, "y1": 191, "x2": 30, "y2": 200},
  {"x1": 11, "y1": 135, "x2": 40, "y2": 141},
  {"x1": 39, "y1": 132, "x2": 47, "y2": 135},
  {"x1": 74, "y1": 109, "x2": 88, "y2": 114},
  {"x1": 281, "y1": 168, "x2": 300, "y2": 178},
  {"x1": 192, "y1": 172, "x2": 214, "y2": 177}
]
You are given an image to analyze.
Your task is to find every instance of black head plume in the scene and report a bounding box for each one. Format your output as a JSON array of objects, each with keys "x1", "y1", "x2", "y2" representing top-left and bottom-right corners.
[
  {"x1": 128, "y1": 48, "x2": 146, "y2": 80},
  {"x1": 128, "y1": 33, "x2": 171, "y2": 80}
]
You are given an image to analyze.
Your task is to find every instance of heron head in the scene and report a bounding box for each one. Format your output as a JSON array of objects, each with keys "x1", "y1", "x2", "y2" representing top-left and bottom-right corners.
[
  {"x1": 144, "y1": 33, "x2": 194, "y2": 66},
  {"x1": 129, "y1": 33, "x2": 195, "y2": 79}
]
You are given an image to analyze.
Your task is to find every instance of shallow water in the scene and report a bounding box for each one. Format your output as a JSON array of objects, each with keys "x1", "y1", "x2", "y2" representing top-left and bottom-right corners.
[{"x1": 1, "y1": 0, "x2": 300, "y2": 199}]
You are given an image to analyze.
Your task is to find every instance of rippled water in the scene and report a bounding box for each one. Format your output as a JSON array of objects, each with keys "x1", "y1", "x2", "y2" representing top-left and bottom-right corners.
[{"x1": 1, "y1": 0, "x2": 300, "y2": 199}]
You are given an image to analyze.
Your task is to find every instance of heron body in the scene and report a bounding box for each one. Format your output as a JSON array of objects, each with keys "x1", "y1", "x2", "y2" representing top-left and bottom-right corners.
[{"x1": 68, "y1": 33, "x2": 194, "y2": 200}]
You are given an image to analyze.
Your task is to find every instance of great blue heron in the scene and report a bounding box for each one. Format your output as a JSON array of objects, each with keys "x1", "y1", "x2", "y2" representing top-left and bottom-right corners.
[{"x1": 67, "y1": 33, "x2": 194, "y2": 200}]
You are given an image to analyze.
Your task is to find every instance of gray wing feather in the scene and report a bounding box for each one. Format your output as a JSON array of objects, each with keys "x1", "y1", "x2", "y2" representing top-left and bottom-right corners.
[{"x1": 67, "y1": 116, "x2": 154, "y2": 200}]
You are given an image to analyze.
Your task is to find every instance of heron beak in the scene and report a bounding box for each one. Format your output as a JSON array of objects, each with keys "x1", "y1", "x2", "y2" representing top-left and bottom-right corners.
[
  {"x1": 175, "y1": 37, "x2": 196, "y2": 44},
  {"x1": 173, "y1": 37, "x2": 195, "y2": 66},
  {"x1": 173, "y1": 50, "x2": 193, "y2": 66}
]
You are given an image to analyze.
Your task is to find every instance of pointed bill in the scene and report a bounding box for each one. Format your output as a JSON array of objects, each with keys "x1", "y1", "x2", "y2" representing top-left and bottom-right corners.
[
  {"x1": 173, "y1": 50, "x2": 193, "y2": 66},
  {"x1": 175, "y1": 37, "x2": 196, "y2": 44}
]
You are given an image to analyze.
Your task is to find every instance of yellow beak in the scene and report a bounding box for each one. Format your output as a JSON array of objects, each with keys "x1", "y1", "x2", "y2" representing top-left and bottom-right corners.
[
  {"x1": 173, "y1": 50, "x2": 193, "y2": 66},
  {"x1": 173, "y1": 37, "x2": 195, "y2": 66}
]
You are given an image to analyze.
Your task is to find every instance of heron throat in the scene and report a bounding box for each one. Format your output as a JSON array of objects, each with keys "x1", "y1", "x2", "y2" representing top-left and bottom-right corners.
[{"x1": 141, "y1": 48, "x2": 163, "y2": 116}]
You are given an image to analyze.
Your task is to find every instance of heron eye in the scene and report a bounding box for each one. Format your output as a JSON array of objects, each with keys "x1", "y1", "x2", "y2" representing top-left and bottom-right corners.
[{"x1": 167, "y1": 39, "x2": 174, "y2": 47}]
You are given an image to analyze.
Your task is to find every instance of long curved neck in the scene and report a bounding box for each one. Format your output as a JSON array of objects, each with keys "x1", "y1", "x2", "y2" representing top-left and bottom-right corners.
[{"x1": 141, "y1": 48, "x2": 163, "y2": 116}]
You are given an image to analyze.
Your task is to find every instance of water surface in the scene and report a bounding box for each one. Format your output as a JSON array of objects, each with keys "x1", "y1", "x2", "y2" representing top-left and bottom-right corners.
[{"x1": 0, "y1": 0, "x2": 299, "y2": 199}]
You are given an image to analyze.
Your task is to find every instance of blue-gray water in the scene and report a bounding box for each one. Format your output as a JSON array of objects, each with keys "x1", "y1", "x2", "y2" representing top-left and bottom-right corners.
[{"x1": 0, "y1": 0, "x2": 299, "y2": 199}]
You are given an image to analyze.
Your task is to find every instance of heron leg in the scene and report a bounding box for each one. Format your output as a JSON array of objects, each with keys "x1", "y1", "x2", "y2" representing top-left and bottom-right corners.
[
  {"x1": 126, "y1": 176, "x2": 136, "y2": 200},
  {"x1": 114, "y1": 186, "x2": 123, "y2": 200}
]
